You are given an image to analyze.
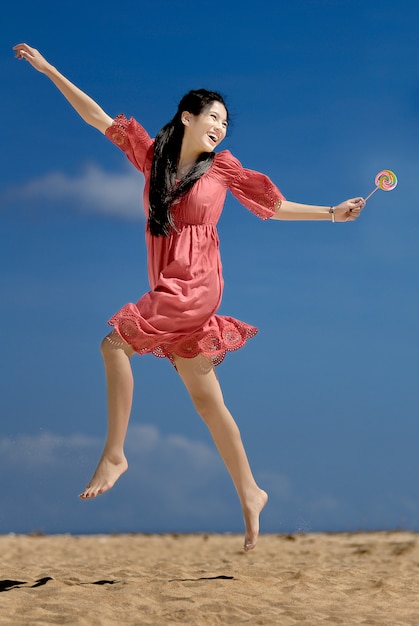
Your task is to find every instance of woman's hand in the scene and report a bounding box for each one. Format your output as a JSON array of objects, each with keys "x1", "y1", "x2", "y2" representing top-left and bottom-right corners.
[
  {"x1": 333, "y1": 197, "x2": 366, "y2": 222},
  {"x1": 13, "y1": 43, "x2": 51, "y2": 74}
]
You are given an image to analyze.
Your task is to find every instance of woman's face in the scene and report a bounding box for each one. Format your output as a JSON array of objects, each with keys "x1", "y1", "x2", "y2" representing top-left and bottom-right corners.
[{"x1": 182, "y1": 101, "x2": 228, "y2": 155}]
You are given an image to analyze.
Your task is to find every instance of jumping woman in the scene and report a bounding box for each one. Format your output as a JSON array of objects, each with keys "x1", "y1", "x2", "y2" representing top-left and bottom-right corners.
[{"x1": 14, "y1": 43, "x2": 365, "y2": 551}]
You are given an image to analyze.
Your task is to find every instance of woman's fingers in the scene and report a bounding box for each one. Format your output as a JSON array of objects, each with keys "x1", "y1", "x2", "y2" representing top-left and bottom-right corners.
[
  {"x1": 13, "y1": 43, "x2": 36, "y2": 60},
  {"x1": 13, "y1": 44, "x2": 47, "y2": 73},
  {"x1": 13, "y1": 44, "x2": 28, "y2": 59}
]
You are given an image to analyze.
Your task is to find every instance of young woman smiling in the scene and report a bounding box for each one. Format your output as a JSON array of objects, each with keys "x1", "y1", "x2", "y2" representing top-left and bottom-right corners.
[{"x1": 14, "y1": 43, "x2": 365, "y2": 551}]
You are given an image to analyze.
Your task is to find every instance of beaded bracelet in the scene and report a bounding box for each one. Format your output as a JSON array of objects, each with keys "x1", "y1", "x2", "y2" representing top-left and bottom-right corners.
[{"x1": 329, "y1": 206, "x2": 335, "y2": 223}]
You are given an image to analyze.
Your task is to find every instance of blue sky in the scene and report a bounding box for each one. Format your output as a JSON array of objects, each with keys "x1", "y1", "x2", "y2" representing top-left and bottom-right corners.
[{"x1": 1, "y1": 0, "x2": 418, "y2": 535}]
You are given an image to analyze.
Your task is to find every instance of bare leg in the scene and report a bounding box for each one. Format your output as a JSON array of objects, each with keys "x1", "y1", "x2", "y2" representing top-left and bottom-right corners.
[
  {"x1": 80, "y1": 331, "x2": 135, "y2": 499},
  {"x1": 174, "y1": 354, "x2": 268, "y2": 551}
]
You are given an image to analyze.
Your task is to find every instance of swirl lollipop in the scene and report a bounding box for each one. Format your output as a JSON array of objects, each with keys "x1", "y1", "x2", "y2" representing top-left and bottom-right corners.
[{"x1": 365, "y1": 170, "x2": 398, "y2": 202}]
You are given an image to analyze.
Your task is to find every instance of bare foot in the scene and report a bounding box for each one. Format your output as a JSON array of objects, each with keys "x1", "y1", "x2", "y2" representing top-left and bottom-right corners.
[
  {"x1": 242, "y1": 487, "x2": 268, "y2": 552},
  {"x1": 79, "y1": 453, "x2": 128, "y2": 499}
]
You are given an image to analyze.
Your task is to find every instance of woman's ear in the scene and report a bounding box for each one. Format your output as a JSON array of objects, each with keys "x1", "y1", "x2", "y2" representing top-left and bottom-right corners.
[{"x1": 181, "y1": 111, "x2": 191, "y2": 126}]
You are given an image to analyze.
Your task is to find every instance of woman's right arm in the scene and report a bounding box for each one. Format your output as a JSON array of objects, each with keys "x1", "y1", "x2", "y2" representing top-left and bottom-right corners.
[{"x1": 13, "y1": 43, "x2": 113, "y2": 134}]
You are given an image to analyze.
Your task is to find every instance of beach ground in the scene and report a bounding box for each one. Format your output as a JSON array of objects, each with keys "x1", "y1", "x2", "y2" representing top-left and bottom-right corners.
[{"x1": 1, "y1": 531, "x2": 418, "y2": 625}]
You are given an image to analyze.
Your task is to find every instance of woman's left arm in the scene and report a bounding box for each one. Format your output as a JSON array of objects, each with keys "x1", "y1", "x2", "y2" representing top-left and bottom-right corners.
[{"x1": 272, "y1": 197, "x2": 365, "y2": 222}]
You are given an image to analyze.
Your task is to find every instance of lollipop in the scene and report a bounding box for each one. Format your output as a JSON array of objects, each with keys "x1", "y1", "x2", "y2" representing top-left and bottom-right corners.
[{"x1": 365, "y1": 170, "x2": 398, "y2": 202}]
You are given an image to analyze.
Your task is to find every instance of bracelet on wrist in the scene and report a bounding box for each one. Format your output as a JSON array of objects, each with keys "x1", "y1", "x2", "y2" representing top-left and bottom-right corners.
[{"x1": 329, "y1": 206, "x2": 335, "y2": 223}]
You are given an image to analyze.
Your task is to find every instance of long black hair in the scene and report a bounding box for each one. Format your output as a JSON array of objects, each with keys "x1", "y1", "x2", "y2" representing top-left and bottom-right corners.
[{"x1": 148, "y1": 89, "x2": 228, "y2": 237}]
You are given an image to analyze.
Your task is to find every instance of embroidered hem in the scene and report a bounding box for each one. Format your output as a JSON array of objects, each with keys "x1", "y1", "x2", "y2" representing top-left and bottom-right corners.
[{"x1": 108, "y1": 314, "x2": 258, "y2": 366}]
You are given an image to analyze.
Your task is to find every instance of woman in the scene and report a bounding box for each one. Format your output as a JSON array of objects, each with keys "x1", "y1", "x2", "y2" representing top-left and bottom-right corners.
[{"x1": 13, "y1": 43, "x2": 365, "y2": 551}]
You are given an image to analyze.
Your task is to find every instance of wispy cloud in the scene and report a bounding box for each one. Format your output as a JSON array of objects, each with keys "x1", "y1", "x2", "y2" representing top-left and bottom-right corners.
[
  {"x1": 1, "y1": 164, "x2": 144, "y2": 220},
  {"x1": 0, "y1": 425, "x2": 222, "y2": 474},
  {"x1": 0, "y1": 431, "x2": 96, "y2": 468}
]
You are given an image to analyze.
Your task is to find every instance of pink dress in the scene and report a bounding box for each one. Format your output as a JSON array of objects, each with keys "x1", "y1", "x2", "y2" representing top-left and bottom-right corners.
[{"x1": 105, "y1": 115, "x2": 285, "y2": 365}]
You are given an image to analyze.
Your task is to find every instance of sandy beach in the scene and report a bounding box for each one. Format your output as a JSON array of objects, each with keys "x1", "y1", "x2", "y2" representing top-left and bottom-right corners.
[{"x1": 1, "y1": 531, "x2": 418, "y2": 625}]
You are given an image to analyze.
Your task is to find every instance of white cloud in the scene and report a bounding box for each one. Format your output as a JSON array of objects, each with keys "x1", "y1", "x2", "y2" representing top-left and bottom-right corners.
[
  {"x1": 126, "y1": 425, "x2": 221, "y2": 471},
  {"x1": 2, "y1": 163, "x2": 145, "y2": 220},
  {"x1": 0, "y1": 431, "x2": 97, "y2": 468},
  {"x1": 0, "y1": 424, "x2": 221, "y2": 473}
]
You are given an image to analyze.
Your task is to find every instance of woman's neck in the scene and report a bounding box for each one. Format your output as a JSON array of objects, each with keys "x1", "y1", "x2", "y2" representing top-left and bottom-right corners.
[
  {"x1": 178, "y1": 135, "x2": 203, "y2": 167},
  {"x1": 177, "y1": 144, "x2": 201, "y2": 179}
]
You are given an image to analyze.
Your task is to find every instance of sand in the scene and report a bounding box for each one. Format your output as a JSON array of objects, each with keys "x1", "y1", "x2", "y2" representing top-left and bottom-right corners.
[{"x1": 1, "y1": 531, "x2": 418, "y2": 625}]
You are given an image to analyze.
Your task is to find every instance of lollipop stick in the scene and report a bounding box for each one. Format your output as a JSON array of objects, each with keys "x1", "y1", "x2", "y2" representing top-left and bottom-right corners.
[{"x1": 364, "y1": 187, "x2": 379, "y2": 202}]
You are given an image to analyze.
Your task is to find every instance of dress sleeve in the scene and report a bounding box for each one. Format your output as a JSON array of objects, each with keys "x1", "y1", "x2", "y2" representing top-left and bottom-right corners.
[
  {"x1": 215, "y1": 151, "x2": 285, "y2": 220},
  {"x1": 105, "y1": 114, "x2": 154, "y2": 173}
]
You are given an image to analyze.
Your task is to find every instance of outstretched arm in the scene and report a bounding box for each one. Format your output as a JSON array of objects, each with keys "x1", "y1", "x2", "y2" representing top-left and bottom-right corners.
[
  {"x1": 13, "y1": 43, "x2": 113, "y2": 134},
  {"x1": 272, "y1": 197, "x2": 365, "y2": 222}
]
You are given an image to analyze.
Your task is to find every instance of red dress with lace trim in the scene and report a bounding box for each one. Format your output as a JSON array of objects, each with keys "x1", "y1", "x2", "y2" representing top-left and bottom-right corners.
[{"x1": 105, "y1": 115, "x2": 285, "y2": 365}]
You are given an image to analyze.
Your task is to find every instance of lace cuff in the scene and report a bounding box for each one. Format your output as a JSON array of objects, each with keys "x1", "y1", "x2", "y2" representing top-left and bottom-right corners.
[
  {"x1": 105, "y1": 114, "x2": 131, "y2": 149},
  {"x1": 105, "y1": 114, "x2": 154, "y2": 173}
]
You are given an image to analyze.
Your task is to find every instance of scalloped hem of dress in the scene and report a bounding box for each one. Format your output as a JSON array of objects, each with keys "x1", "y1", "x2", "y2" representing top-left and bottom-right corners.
[{"x1": 108, "y1": 316, "x2": 258, "y2": 366}]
